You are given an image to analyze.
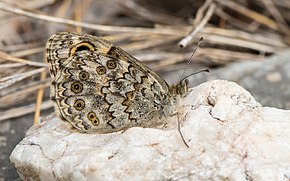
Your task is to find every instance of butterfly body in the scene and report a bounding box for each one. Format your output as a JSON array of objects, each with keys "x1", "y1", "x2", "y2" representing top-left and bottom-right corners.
[{"x1": 46, "y1": 32, "x2": 188, "y2": 133}]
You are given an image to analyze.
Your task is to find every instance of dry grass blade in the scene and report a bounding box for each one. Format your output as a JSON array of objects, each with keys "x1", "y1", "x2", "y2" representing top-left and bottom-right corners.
[
  {"x1": 3, "y1": 42, "x2": 42, "y2": 52},
  {"x1": 0, "y1": 51, "x2": 47, "y2": 67},
  {"x1": 74, "y1": 0, "x2": 83, "y2": 33},
  {"x1": 203, "y1": 34, "x2": 280, "y2": 52},
  {"x1": 33, "y1": 69, "x2": 47, "y2": 125},
  {"x1": 198, "y1": 48, "x2": 263, "y2": 63},
  {"x1": 202, "y1": 27, "x2": 286, "y2": 48},
  {"x1": 0, "y1": 2, "x2": 184, "y2": 35},
  {"x1": 0, "y1": 67, "x2": 46, "y2": 90},
  {"x1": 0, "y1": 80, "x2": 50, "y2": 105},
  {"x1": 215, "y1": 7, "x2": 253, "y2": 32},
  {"x1": 216, "y1": 0, "x2": 279, "y2": 31},
  {"x1": 260, "y1": 0, "x2": 290, "y2": 34},
  {"x1": 0, "y1": 100, "x2": 53, "y2": 122},
  {"x1": 179, "y1": 2, "x2": 216, "y2": 47},
  {"x1": 193, "y1": 0, "x2": 213, "y2": 26},
  {"x1": 0, "y1": 63, "x2": 25, "y2": 69},
  {"x1": 121, "y1": 35, "x2": 179, "y2": 52},
  {"x1": 118, "y1": 0, "x2": 182, "y2": 25},
  {"x1": 11, "y1": 47, "x2": 44, "y2": 57}
]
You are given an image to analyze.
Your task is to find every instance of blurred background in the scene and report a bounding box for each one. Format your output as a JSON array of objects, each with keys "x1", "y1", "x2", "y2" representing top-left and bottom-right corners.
[{"x1": 0, "y1": 0, "x2": 290, "y2": 180}]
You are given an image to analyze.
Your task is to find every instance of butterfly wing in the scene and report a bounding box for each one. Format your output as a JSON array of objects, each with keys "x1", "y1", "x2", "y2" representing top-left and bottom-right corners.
[{"x1": 48, "y1": 32, "x2": 178, "y2": 133}]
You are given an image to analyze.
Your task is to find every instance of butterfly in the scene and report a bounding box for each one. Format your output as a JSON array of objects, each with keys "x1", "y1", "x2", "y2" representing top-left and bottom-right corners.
[{"x1": 46, "y1": 32, "x2": 189, "y2": 133}]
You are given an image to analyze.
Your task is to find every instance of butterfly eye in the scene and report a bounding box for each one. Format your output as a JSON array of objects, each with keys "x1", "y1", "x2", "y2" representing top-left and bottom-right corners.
[
  {"x1": 71, "y1": 82, "x2": 83, "y2": 94},
  {"x1": 74, "y1": 99, "x2": 85, "y2": 111},
  {"x1": 107, "y1": 60, "x2": 117, "y2": 69},
  {"x1": 79, "y1": 71, "x2": 90, "y2": 81},
  {"x1": 87, "y1": 112, "x2": 99, "y2": 126},
  {"x1": 96, "y1": 66, "x2": 106, "y2": 75},
  {"x1": 68, "y1": 40, "x2": 74, "y2": 46}
]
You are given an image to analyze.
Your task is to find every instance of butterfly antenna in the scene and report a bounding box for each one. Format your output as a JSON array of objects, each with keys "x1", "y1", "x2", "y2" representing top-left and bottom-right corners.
[
  {"x1": 180, "y1": 69, "x2": 210, "y2": 83},
  {"x1": 179, "y1": 37, "x2": 203, "y2": 82}
]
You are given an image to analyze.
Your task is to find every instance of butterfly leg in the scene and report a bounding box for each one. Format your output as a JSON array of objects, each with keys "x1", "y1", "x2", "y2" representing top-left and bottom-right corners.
[{"x1": 177, "y1": 113, "x2": 189, "y2": 148}]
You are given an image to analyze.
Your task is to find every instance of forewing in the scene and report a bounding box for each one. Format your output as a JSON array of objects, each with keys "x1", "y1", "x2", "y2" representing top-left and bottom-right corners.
[{"x1": 46, "y1": 32, "x2": 111, "y2": 78}]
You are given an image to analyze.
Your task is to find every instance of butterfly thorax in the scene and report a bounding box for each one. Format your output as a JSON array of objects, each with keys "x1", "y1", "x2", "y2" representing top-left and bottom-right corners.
[
  {"x1": 169, "y1": 79, "x2": 189, "y2": 99},
  {"x1": 160, "y1": 79, "x2": 189, "y2": 117}
]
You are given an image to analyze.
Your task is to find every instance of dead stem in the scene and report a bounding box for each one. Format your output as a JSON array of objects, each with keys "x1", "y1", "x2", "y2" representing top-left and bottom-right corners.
[
  {"x1": 33, "y1": 69, "x2": 47, "y2": 125},
  {"x1": 179, "y1": 0, "x2": 215, "y2": 47}
]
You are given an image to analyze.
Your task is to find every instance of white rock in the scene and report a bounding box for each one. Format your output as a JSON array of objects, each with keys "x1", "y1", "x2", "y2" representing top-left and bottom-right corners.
[{"x1": 10, "y1": 80, "x2": 290, "y2": 181}]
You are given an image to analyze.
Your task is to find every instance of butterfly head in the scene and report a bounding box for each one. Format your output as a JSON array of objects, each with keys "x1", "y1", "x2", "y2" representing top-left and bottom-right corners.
[
  {"x1": 169, "y1": 69, "x2": 209, "y2": 104},
  {"x1": 170, "y1": 79, "x2": 189, "y2": 99}
]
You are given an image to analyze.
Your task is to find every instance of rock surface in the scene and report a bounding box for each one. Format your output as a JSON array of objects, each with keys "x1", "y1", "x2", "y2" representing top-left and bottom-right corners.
[
  {"x1": 10, "y1": 80, "x2": 290, "y2": 181},
  {"x1": 208, "y1": 51, "x2": 290, "y2": 110}
]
